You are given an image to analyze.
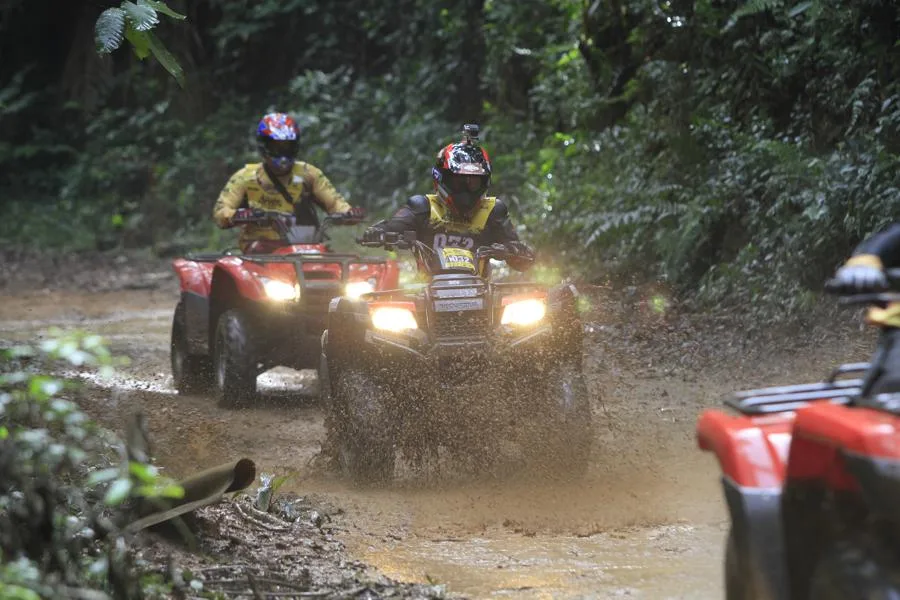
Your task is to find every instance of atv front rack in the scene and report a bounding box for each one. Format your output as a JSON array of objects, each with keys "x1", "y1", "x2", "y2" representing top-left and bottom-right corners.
[
  {"x1": 725, "y1": 362, "x2": 870, "y2": 415},
  {"x1": 241, "y1": 253, "x2": 388, "y2": 284}
]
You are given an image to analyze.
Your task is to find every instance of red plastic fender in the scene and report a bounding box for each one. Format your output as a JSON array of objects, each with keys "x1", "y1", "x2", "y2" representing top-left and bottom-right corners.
[
  {"x1": 172, "y1": 258, "x2": 215, "y2": 296},
  {"x1": 786, "y1": 403, "x2": 900, "y2": 491},
  {"x1": 212, "y1": 257, "x2": 298, "y2": 302},
  {"x1": 697, "y1": 409, "x2": 794, "y2": 489}
]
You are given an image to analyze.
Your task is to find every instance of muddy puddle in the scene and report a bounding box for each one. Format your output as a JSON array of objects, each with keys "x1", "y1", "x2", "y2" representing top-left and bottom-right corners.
[{"x1": 6, "y1": 281, "x2": 866, "y2": 599}]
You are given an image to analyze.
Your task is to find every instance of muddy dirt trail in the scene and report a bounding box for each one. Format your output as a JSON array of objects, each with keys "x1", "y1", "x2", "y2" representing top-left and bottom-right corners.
[{"x1": 0, "y1": 261, "x2": 873, "y2": 599}]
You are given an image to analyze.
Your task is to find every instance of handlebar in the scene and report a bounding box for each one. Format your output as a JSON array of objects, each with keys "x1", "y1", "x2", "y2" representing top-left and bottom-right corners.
[
  {"x1": 357, "y1": 230, "x2": 525, "y2": 262},
  {"x1": 232, "y1": 209, "x2": 365, "y2": 226}
]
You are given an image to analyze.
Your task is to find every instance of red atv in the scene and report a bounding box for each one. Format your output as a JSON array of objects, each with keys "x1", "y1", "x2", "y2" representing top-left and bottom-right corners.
[
  {"x1": 170, "y1": 210, "x2": 399, "y2": 406},
  {"x1": 697, "y1": 272, "x2": 900, "y2": 599}
]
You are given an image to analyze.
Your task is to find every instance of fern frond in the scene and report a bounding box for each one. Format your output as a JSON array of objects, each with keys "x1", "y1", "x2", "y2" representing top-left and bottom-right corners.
[
  {"x1": 735, "y1": 0, "x2": 784, "y2": 18},
  {"x1": 122, "y1": 1, "x2": 159, "y2": 32},
  {"x1": 723, "y1": 0, "x2": 783, "y2": 30},
  {"x1": 95, "y1": 8, "x2": 126, "y2": 54}
]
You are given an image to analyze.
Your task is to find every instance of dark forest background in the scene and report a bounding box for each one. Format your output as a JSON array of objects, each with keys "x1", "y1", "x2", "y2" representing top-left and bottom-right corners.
[{"x1": 2, "y1": 0, "x2": 900, "y2": 311}]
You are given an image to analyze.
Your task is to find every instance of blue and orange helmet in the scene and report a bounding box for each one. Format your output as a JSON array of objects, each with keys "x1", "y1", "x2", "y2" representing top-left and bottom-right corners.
[
  {"x1": 432, "y1": 124, "x2": 492, "y2": 217},
  {"x1": 256, "y1": 112, "x2": 300, "y2": 171}
]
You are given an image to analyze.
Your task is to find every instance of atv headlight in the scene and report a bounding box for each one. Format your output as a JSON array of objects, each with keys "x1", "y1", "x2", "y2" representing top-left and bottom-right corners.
[
  {"x1": 261, "y1": 278, "x2": 300, "y2": 302},
  {"x1": 370, "y1": 306, "x2": 418, "y2": 332},
  {"x1": 501, "y1": 298, "x2": 546, "y2": 326},
  {"x1": 345, "y1": 279, "x2": 376, "y2": 300}
]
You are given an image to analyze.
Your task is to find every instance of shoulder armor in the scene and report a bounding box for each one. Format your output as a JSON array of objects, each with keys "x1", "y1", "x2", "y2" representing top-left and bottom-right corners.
[
  {"x1": 407, "y1": 195, "x2": 431, "y2": 216},
  {"x1": 489, "y1": 197, "x2": 509, "y2": 219}
]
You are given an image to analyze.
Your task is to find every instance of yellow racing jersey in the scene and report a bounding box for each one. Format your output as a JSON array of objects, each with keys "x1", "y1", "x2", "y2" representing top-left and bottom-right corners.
[{"x1": 213, "y1": 162, "x2": 351, "y2": 249}]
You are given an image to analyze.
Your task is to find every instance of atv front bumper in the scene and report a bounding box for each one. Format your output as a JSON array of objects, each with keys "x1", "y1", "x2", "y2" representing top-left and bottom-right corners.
[{"x1": 358, "y1": 322, "x2": 557, "y2": 370}]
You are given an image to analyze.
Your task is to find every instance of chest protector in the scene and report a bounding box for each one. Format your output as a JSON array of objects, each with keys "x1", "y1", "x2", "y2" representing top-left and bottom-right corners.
[
  {"x1": 423, "y1": 194, "x2": 496, "y2": 250},
  {"x1": 416, "y1": 194, "x2": 498, "y2": 277},
  {"x1": 241, "y1": 164, "x2": 316, "y2": 241}
]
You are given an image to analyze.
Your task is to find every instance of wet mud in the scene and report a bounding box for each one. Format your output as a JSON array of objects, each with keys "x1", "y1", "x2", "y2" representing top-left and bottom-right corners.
[{"x1": 0, "y1": 256, "x2": 874, "y2": 599}]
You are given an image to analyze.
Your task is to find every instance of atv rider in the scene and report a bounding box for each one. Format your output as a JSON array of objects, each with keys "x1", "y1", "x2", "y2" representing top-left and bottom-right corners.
[
  {"x1": 213, "y1": 112, "x2": 364, "y2": 253},
  {"x1": 361, "y1": 124, "x2": 534, "y2": 273},
  {"x1": 831, "y1": 224, "x2": 900, "y2": 395}
]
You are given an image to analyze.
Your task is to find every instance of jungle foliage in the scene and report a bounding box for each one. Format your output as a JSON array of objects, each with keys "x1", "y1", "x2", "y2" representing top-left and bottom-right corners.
[
  {"x1": 1, "y1": 0, "x2": 899, "y2": 312},
  {"x1": 0, "y1": 333, "x2": 188, "y2": 599}
]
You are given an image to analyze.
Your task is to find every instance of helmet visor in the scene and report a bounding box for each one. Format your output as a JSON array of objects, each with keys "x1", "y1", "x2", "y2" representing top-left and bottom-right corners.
[
  {"x1": 263, "y1": 139, "x2": 299, "y2": 159},
  {"x1": 445, "y1": 173, "x2": 488, "y2": 195}
]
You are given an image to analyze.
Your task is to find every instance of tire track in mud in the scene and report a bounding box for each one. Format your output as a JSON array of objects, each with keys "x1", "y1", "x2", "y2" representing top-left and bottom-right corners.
[{"x1": 0, "y1": 281, "x2": 873, "y2": 598}]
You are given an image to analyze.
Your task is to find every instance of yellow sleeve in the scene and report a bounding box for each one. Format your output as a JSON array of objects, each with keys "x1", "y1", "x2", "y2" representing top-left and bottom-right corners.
[
  {"x1": 308, "y1": 165, "x2": 352, "y2": 213},
  {"x1": 213, "y1": 167, "x2": 251, "y2": 228}
]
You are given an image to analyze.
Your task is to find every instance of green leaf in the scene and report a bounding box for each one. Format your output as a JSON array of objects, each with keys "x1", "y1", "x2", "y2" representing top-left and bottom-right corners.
[
  {"x1": 128, "y1": 461, "x2": 159, "y2": 483},
  {"x1": 145, "y1": 31, "x2": 185, "y2": 87},
  {"x1": 158, "y1": 484, "x2": 185, "y2": 499},
  {"x1": 139, "y1": 0, "x2": 186, "y2": 20},
  {"x1": 122, "y1": 1, "x2": 159, "y2": 32},
  {"x1": 0, "y1": 426, "x2": 7, "y2": 440},
  {"x1": 104, "y1": 478, "x2": 133, "y2": 505},
  {"x1": 95, "y1": 8, "x2": 126, "y2": 53},
  {"x1": 87, "y1": 467, "x2": 121, "y2": 486},
  {"x1": 0, "y1": 585, "x2": 40, "y2": 600},
  {"x1": 124, "y1": 27, "x2": 151, "y2": 60}
]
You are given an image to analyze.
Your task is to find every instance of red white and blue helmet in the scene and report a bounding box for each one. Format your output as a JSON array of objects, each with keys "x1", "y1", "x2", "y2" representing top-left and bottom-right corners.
[
  {"x1": 256, "y1": 113, "x2": 300, "y2": 171},
  {"x1": 433, "y1": 124, "x2": 491, "y2": 217}
]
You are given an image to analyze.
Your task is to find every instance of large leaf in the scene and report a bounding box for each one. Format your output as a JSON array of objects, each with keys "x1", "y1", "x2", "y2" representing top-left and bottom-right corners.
[
  {"x1": 146, "y1": 30, "x2": 185, "y2": 87},
  {"x1": 122, "y1": 1, "x2": 159, "y2": 32},
  {"x1": 95, "y1": 7, "x2": 126, "y2": 53},
  {"x1": 125, "y1": 26, "x2": 151, "y2": 60},
  {"x1": 139, "y1": 0, "x2": 186, "y2": 21}
]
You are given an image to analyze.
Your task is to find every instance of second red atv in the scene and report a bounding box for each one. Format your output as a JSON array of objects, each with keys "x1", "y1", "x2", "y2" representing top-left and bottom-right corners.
[
  {"x1": 697, "y1": 272, "x2": 900, "y2": 599},
  {"x1": 170, "y1": 210, "x2": 399, "y2": 406}
]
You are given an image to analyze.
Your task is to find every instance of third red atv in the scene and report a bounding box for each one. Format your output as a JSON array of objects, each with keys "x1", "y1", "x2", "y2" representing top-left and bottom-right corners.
[
  {"x1": 697, "y1": 271, "x2": 900, "y2": 599},
  {"x1": 170, "y1": 210, "x2": 399, "y2": 407}
]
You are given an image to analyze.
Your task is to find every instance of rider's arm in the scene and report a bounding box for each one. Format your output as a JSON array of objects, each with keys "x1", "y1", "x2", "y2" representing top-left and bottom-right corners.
[
  {"x1": 379, "y1": 195, "x2": 430, "y2": 234},
  {"x1": 486, "y1": 199, "x2": 535, "y2": 272},
  {"x1": 213, "y1": 167, "x2": 251, "y2": 228},
  {"x1": 306, "y1": 164, "x2": 352, "y2": 213},
  {"x1": 849, "y1": 224, "x2": 900, "y2": 269}
]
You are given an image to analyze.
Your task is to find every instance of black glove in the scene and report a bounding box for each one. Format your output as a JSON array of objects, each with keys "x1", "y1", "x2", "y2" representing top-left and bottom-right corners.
[
  {"x1": 361, "y1": 226, "x2": 385, "y2": 245},
  {"x1": 829, "y1": 263, "x2": 887, "y2": 294},
  {"x1": 231, "y1": 207, "x2": 265, "y2": 223},
  {"x1": 347, "y1": 206, "x2": 366, "y2": 220},
  {"x1": 505, "y1": 241, "x2": 535, "y2": 261}
]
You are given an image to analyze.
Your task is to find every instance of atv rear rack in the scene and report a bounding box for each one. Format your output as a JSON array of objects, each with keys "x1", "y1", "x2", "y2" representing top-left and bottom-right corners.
[{"x1": 725, "y1": 362, "x2": 871, "y2": 415}]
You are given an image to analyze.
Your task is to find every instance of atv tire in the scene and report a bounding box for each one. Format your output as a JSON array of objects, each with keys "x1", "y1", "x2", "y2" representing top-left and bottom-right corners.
[
  {"x1": 214, "y1": 309, "x2": 258, "y2": 408},
  {"x1": 171, "y1": 301, "x2": 213, "y2": 394},
  {"x1": 809, "y1": 539, "x2": 900, "y2": 599},
  {"x1": 539, "y1": 361, "x2": 592, "y2": 477},
  {"x1": 332, "y1": 369, "x2": 394, "y2": 484},
  {"x1": 725, "y1": 528, "x2": 750, "y2": 600}
]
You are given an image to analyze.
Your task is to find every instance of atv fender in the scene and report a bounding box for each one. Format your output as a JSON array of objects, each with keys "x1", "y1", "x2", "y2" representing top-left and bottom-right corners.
[
  {"x1": 697, "y1": 410, "x2": 792, "y2": 600},
  {"x1": 777, "y1": 403, "x2": 900, "y2": 598},
  {"x1": 173, "y1": 259, "x2": 216, "y2": 355},
  {"x1": 547, "y1": 283, "x2": 582, "y2": 361},
  {"x1": 173, "y1": 258, "x2": 214, "y2": 296},
  {"x1": 211, "y1": 258, "x2": 272, "y2": 303},
  {"x1": 324, "y1": 296, "x2": 371, "y2": 367}
]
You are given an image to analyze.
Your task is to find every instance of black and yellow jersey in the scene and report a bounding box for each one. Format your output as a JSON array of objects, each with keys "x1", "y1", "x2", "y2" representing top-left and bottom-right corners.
[{"x1": 378, "y1": 194, "x2": 532, "y2": 271}]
